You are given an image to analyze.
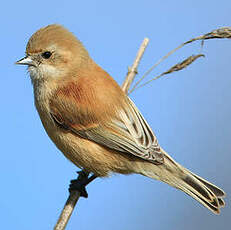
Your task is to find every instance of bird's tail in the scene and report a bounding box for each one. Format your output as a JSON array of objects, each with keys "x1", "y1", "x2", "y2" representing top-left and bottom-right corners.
[{"x1": 139, "y1": 148, "x2": 226, "y2": 214}]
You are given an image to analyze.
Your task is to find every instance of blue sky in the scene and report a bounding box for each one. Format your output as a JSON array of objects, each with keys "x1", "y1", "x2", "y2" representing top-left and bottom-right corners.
[{"x1": 1, "y1": 0, "x2": 231, "y2": 229}]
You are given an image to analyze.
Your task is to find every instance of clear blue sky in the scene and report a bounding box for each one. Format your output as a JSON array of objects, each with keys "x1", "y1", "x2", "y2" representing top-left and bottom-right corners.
[{"x1": 1, "y1": 0, "x2": 230, "y2": 229}]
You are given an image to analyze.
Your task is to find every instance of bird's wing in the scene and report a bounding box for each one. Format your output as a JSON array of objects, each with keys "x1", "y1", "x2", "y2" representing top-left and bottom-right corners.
[{"x1": 50, "y1": 80, "x2": 164, "y2": 164}]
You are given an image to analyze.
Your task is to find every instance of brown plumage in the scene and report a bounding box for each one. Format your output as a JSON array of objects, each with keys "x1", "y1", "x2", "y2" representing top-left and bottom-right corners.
[{"x1": 16, "y1": 24, "x2": 226, "y2": 214}]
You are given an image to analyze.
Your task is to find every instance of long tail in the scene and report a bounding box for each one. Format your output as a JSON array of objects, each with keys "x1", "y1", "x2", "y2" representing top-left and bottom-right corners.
[{"x1": 139, "y1": 148, "x2": 226, "y2": 214}]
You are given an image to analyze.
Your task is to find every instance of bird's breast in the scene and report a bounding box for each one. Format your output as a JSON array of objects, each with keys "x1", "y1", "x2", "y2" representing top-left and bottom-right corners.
[
  {"x1": 33, "y1": 85, "x2": 84, "y2": 169},
  {"x1": 32, "y1": 79, "x2": 138, "y2": 176}
]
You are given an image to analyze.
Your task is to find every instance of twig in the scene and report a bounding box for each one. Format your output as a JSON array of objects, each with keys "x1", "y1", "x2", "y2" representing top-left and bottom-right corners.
[
  {"x1": 54, "y1": 171, "x2": 87, "y2": 230},
  {"x1": 121, "y1": 38, "x2": 149, "y2": 94},
  {"x1": 54, "y1": 191, "x2": 81, "y2": 230},
  {"x1": 53, "y1": 38, "x2": 149, "y2": 230}
]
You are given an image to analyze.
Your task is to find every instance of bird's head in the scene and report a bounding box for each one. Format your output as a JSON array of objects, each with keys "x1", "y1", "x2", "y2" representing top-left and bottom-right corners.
[{"x1": 16, "y1": 24, "x2": 90, "y2": 83}]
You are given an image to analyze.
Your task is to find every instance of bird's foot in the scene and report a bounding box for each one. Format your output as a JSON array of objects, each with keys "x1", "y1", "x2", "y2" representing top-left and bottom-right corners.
[{"x1": 69, "y1": 171, "x2": 97, "y2": 198}]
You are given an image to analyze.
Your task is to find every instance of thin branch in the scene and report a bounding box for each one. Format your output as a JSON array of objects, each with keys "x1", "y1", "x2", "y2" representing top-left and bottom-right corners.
[
  {"x1": 54, "y1": 191, "x2": 81, "y2": 230},
  {"x1": 121, "y1": 38, "x2": 149, "y2": 94},
  {"x1": 54, "y1": 171, "x2": 96, "y2": 230},
  {"x1": 54, "y1": 171, "x2": 87, "y2": 230},
  {"x1": 53, "y1": 39, "x2": 149, "y2": 230}
]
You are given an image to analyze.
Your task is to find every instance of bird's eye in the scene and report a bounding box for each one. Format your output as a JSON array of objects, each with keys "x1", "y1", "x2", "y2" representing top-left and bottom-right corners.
[{"x1": 41, "y1": 51, "x2": 52, "y2": 59}]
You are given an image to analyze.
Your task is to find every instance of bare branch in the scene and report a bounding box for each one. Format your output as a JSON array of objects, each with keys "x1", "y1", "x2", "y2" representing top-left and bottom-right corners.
[
  {"x1": 121, "y1": 38, "x2": 149, "y2": 94},
  {"x1": 54, "y1": 191, "x2": 81, "y2": 230}
]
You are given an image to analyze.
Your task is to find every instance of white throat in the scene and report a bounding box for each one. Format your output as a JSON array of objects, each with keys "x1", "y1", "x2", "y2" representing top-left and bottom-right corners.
[{"x1": 28, "y1": 66, "x2": 57, "y2": 105}]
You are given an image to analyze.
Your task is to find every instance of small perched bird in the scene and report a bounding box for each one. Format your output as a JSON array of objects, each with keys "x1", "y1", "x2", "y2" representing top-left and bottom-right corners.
[{"x1": 16, "y1": 24, "x2": 225, "y2": 214}]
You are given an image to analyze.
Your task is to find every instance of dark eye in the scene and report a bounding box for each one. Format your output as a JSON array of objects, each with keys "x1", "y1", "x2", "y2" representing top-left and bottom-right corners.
[{"x1": 41, "y1": 51, "x2": 52, "y2": 59}]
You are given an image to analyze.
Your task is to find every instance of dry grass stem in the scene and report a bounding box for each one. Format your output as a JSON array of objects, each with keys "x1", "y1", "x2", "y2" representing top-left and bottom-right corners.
[
  {"x1": 185, "y1": 27, "x2": 231, "y2": 44},
  {"x1": 162, "y1": 54, "x2": 205, "y2": 74},
  {"x1": 130, "y1": 26, "x2": 231, "y2": 94},
  {"x1": 130, "y1": 54, "x2": 204, "y2": 93}
]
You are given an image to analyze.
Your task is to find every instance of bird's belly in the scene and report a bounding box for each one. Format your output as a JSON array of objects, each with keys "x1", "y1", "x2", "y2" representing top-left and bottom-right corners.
[{"x1": 39, "y1": 112, "x2": 136, "y2": 177}]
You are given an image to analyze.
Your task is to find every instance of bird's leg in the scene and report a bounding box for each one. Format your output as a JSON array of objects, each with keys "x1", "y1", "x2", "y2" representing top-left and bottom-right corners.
[{"x1": 69, "y1": 170, "x2": 97, "y2": 198}]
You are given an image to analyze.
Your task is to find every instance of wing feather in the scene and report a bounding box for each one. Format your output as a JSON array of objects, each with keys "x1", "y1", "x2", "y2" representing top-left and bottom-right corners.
[{"x1": 50, "y1": 81, "x2": 164, "y2": 164}]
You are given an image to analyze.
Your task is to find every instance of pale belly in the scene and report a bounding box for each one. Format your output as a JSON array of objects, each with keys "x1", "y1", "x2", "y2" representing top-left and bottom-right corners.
[{"x1": 37, "y1": 108, "x2": 137, "y2": 177}]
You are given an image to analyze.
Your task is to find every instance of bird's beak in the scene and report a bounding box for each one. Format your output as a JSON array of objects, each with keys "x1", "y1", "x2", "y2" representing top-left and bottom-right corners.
[{"x1": 15, "y1": 56, "x2": 35, "y2": 66}]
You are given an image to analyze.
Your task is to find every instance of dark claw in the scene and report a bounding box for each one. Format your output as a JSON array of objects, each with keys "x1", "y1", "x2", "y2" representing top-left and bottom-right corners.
[
  {"x1": 69, "y1": 179, "x2": 88, "y2": 198},
  {"x1": 68, "y1": 171, "x2": 97, "y2": 198},
  {"x1": 77, "y1": 170, "x2": 89, "y2": 178}
]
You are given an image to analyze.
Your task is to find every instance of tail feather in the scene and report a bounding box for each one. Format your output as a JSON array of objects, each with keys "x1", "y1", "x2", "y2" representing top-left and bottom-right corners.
[
  {"x1": 189, "y1": 171, "x2": 226, "y2": 197},
  {"x1": 180, "y1": 173, "x2": 224, "y2": 214},
  {"x1": 218, "y1": 198, "x2": 225, "y2": 207},
  {"x1": 139, "y1": 148, "x2": 226, "y2": 214}
]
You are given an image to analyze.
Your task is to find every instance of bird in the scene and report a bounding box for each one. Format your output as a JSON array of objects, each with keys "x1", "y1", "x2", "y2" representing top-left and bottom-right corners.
[{"x1": 16, "y1": 24, "x2": 225, "y2": 214}]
